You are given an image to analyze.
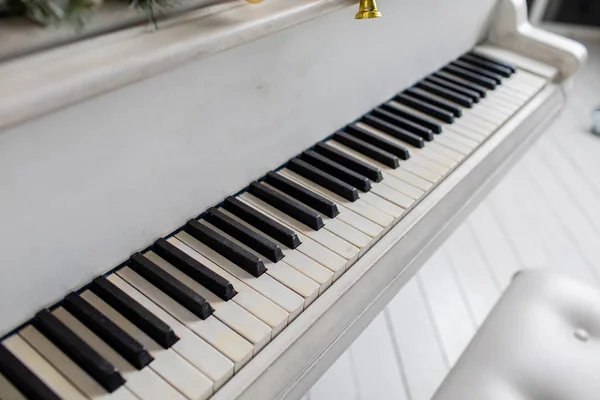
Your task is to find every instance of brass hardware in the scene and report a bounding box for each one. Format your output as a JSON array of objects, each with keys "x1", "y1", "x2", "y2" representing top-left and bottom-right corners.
[
  {"x1": 355, "y1": 0, "x2": 381, "y2": 19},
  {"x1": 245, "y1": 0, "x2": 263, "y2": 3}
]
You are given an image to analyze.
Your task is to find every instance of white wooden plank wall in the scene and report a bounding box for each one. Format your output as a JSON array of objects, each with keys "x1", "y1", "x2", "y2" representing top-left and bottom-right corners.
[{"x1": 307, "y1": 40, "x2": 600, "y2": 400}]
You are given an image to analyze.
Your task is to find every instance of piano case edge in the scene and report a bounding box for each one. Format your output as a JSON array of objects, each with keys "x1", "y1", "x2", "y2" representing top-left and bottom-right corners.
[{"x1": 211, "y1": 83, "x2": 566, "y2": 400}]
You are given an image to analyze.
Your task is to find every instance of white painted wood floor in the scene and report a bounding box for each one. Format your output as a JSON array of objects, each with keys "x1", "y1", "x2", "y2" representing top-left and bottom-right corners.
[{"x1": 306, "y1": 40, "x2": 600, "y2": 400}]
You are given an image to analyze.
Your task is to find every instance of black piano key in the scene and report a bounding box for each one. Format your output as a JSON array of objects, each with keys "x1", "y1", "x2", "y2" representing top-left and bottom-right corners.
[
  {"x1": 129, "y1": 253, "x2": 214, "y2": 319},
  {"x1": 301, "y1": 150, "x2": 372, "y2": 193},
  {"x1": 431, "y1": 72, "x2": 487, "y2": 98},
  {"x1": 33, "y1": 310, "x2": 125, "y2": 393},
  {"x1": 344, "y1": 125, "x2": 410, "y2": 160},
  {"x1": 415, "y1": 81, "x2": 474, "y2": 108},
  {"x1": 90, "y1": 276, "x2": 179, "y2": 349},
  {"x1": 370, "y1": 107, "x2": 434, "y2": 141},
  {"x1": 313, "y1": 142, "x2": 383, "y2": 182},
  {"x1": 442, "y1": 65, "x2": 497, "y2": 90},
  {"x1": 264, "y1": 171, "x2": 340, "y2": 218},
  {"x1": 287, "y1": 158, "x2": 359, "y2": 202},
  {"x1": 222, "y1": 197, "x2": 301, "y2": 249},
  {"x1": 403, "y1": 88, "x2": 463, "y2": 117},
  {"x1": 204, "y1": 208, "x2": 284, "y2": 263},
  {"x1": 185, "y1": 218, "x2": 268, "y2": 277},
  {"x1": 362, "y1": 113, "x2": 426, "y2": 147},
  {"x1": 452, "y1": 60, "x2": 503, "y2": 84},
  {"x1": 63, "y1": 293, "x2": 153, "y2": 370},
  {"x1": 332, "y1": 131, "x2": 399, "y2": 168},
  {"x1": 467, "y1": 52, "x2": 516, "y2": 73},
  {"x1": 424, "y1": 76, "x2": 481, "y2": 103},
  {"x1": 248, "y1": 181, "x2": 324, "y2": 230},
  {"x1": 380, "y1": 103, "x2": 443, "y2": 134},
  {"x1": 0, "y1": 343, "x2": 62, "y2": 400},
  {"x1": 153, "y1": 238, "x2": 238, "y2": 299},
  {"x1": 460, "y1": 54, "x2": 512, "y2": 77},
  {"x1": 394, "y1": 93, "x2": 455, "y2": 123}
]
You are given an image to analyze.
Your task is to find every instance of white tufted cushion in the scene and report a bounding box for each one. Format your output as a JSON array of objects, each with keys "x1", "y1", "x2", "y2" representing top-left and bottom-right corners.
[{"x1": 433, "y1": 270, "x2": 600, "y2": 400}]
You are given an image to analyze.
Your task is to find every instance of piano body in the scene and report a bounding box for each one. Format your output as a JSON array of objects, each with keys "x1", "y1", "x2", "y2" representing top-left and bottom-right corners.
[{"x1": 0, "y1": 0, "x2": 587, "y2": 399}]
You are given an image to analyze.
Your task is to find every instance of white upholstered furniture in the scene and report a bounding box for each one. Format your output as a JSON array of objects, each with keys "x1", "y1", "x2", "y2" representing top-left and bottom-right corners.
[{"x1": 434, "y1": 270, "x2": 600, "y2": 400}]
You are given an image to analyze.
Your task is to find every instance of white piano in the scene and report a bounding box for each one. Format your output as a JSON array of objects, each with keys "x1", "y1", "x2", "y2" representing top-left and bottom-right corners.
[{"x1": 0, "y1": 0, "x2": 587, "y2": 399}]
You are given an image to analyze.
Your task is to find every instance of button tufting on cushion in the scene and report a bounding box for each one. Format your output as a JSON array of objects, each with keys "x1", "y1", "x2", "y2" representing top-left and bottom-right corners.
[{"x1": 433, "y1": 270, "x2": 600, "y2": 400}]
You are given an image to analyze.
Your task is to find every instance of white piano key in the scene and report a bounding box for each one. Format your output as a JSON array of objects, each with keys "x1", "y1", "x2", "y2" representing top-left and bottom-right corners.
[
  {"x1": 377, "y1": 172, "x2": 425, "y2": 200},
  {"x1": 326, "y1": 205, "x2": 383, "y2": 238},
  {"x1": 449, "y1": 119, "x2": 491, "y2": 138},
  {"x1": 487, "y1": 89, "x2": 525, "y2": 109},
  {"x1": 513, "y1": 69, "x2": 547, "y2": 88},
  {"x1": 414, "y1": 148, "x2": 457, "y2": 169},
  {"x1": 404, "y1": 153, "x2": 450, "y2": 175},
  {"x1": 2, "y1": 335, "x2": 86, "y2": 400},
  {"x1": 394, "y1": 96, "x2": 504, "y2": 141},
  {"x1": 325, "y1": 141, "x2": 433, "y2": 192},
  {"x1": 233, "y1": 193, "x2": 349, "y2": 277},
  {"x1": 412, "y1": 88, "x2": 502, "y2": 129},
  {"x1": 464, "y1": 100, "x2": 508, "y2": 121},
  {"x1": 493, "y1": 86, "x2": 530, "y2": 105},
  {"x1": 499, "y1": 87, "x2": 537, "y2": 107},
  {"x1": 278, "y1": 249, "x2": 334, "y2": 292},
  {"x1": 442, "y1": 125, "x2": 486, "y2": 144},
  {"x1": 161, "y1": 237, "x2": 289, "y2": 337},
  {"x1": 262, "y1": 182, "x2": 371, "y2": 254},
  {"x1": 360, "y1": 192, "x2": 405, "y2": 218},
  {"x1": 198, "y1": 220, "x2": 322, "y2": 304},
  {"x1": 19, "y1": 326, "x2": 137, "y2": 400},
  {"x1": 107, "y1": 274, "x2": 235, "y2": 390},
  {"x1": 145, "y1": 250, "x2": 272, "y2": 351},
  {"x1": 295, "y1": 239, "x2": 346, "y2": 281},
  {"x1": 432, "y1": 135, "x2": 472, "y2": 155},
  {"x1": 239, "y1": 190, "x2": 361, "y2": 262},
  {"x1": 498, "y1": 76, "x2": 536, "y2": 93},
  {"x1": 266, "y1": 171, "x2": 401, "y2": 229},
  {"x1": 355, "y1": 122, "x2": 452, "y2": 174},
  {"x1": 465, "y1": 107, "x2": 505, "y2": 126},
  {"x1": 116, "y1": 268, "x2": 254, "y2": 372},
  {"x1": 370, "y1": 184, "x2": 415, "y2": 209},
  {"x1": 80, "y1": 290, "x2": 213, "y2": 400},
  {"x1": 173, "y1": 232, "x2": 305, "y2": 321},
  {"x1": 470, "y1": 100, "x2": 513, "y2": 120},
  {"x1": 217, "y1": 208, "x2": 342, "y2": 283},
  {"x1": 440, "y1": 130, "x2": 479, "y2": 150},
  {"x1": 323, "y1": 218, "x2": 371, "y2": 250},
  {"x1": 278, "y1": 168, "x2": 396, "y2": 228},
  {"x1": 494, "y1": 80, "x2": 532, "y2": 101},
  {"x1": 258, "y1": 182, "x2": 366, "y2": 258},
  {"x1": 401, "y1": 162, "x2": 441, "y2": 184},
  {"x1": 53, "y1": 307, "x2": 187, "y2": 400},
  {"x1": 474, "y1": 101, "x2": 513, "y2": 119},
  {"x1": 0, "y1": 373, "x2": 27, "y2": 400},
  {"x1": 387, "y1": 100, "x2": 491, "y2": 138},
  {"x1": 502, "y1": 73, "x2": 544, "y2": 94},
  {"x1": 493, "y1": 82, "x2": 528, "y2": 102},
  {"x1": 264, "y1": 261, "x2": 320, "y2": 306},
  {"x1": 427, "y1": 141, "x2": 465, "y2": 161},
  {"x1": 163, "y1": 238, "x2": 290, "y2": 334}
]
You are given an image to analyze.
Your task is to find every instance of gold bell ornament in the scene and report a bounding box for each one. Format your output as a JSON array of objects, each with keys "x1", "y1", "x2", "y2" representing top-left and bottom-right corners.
[{"x1": 355, "y1": 0, "x2": 381, "y2": 19}]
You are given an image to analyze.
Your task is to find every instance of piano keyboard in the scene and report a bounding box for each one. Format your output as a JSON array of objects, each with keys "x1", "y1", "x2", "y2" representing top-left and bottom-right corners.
[{"x1": 0, "y1": 50, "x2": 548, "y2": 400}]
